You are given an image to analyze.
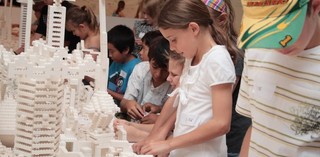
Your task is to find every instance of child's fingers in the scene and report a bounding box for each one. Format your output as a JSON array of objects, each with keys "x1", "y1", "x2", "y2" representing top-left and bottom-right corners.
[
  {"x1": 128, "y1": 108, "x2": 144, "y2": 119},
  {"x1": 140, "y1": 145, "x2": 151, "y2": 155},
  {"x1": 136, "y1": 105, "x2": 145, "y2": 117},
  {"x1": 132, "y1": 142, "x2": 144, "y2": 154}
]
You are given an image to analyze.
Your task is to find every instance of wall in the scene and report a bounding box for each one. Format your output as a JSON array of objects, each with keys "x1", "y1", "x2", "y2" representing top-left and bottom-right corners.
[
  {"x1": 231, "y1": 0, "x2": 243, "y2": 33},
  {"x1": 76, "y1": 0, "x2": 243, "y2": 32},
  {"x1": 0, "y1": 1, "x2": 243, "y2": 36},
  {"x1": 75, "y1": 0, "x2": 141, "y2": 18}
]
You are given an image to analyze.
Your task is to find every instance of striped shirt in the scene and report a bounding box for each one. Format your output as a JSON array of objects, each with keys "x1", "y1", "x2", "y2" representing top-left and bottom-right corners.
[{"x1": 236, "y1": 46, "x2": 320, "y2": 157}]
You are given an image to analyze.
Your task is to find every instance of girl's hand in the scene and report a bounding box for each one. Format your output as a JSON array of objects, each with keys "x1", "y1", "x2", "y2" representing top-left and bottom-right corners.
[
  {"x1": 140, "y1": 140, "x2": 172, "y2": 156},
  {"x1": 132, "y1": 129, "x2": 168, "y2": 154}
]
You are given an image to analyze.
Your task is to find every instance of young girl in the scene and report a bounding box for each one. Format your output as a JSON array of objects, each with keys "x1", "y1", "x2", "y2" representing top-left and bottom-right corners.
[
  {"x1": 203, "y1": 0, "x2": 250, "y2": 156},
  {"x1": 114, "y1": 51, "x2": 185, "y2": 142},
  {"x1": 66, "y1": 6, "x2": 100, "y2": 59},
  {"x1": 135, "y1": 0, "x2": 236, "y2": 156}
]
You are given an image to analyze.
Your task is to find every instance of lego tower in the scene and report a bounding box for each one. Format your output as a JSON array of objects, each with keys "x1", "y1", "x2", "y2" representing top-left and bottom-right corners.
[
  {"x1": 17, "y1": 0, "x2": 30, "y2": 49},
  {"x1": 18, "y1": 0, "x2": 27, "y2": 48},
  {"x1": 46, "y1": 0, "x2": 66, "y2": 48},
  {"x1": 14, "y1": 77, "x2": 64, "y2": 157}
]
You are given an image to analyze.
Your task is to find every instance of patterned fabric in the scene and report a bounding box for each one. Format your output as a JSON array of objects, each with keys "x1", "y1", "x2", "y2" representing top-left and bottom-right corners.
[
  {"x1": 202, "y1": 0, "x2": 226, "y2": 13},
  {"x1": 236, "y1": 47, "x2": 320, "y2": 157},
  {"x1": 238, "y1": 0, "x2": 309, "y2": 49},
  {"x1": 132, "y1": 20, "x2": 157, "y2": 55}
]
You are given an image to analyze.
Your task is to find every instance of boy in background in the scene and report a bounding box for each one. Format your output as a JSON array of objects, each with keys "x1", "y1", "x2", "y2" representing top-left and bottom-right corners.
[
  {"x1": 120, "y1": 36, "x2": 172, "y2": 124},
  {"x1": 107, "y1": 25, "x2": 141, "y2": 106}
]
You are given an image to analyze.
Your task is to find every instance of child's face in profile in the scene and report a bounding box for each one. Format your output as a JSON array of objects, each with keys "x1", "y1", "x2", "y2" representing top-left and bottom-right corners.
[
  {"x1": 139, "y1": 41, "x2": 149, "y2": 61},
  {"x1": 108, "y1": 43, "x2": 126, "y2": 63},
  {"x1": 142, "y1": 12, "x2": 153, "y2": 25},
  {"x1": 66, "y1": 22, "x2": 87, "y2": 40},
  {"x1": 160, "y1": 27, "x2": 198, "y2": 60},
  {"x1": 149, "y1": 60, "x2": 168, "y2": 84},
  {"x1": 167, "y1": 59, "x2": 183, "y2": 88}
]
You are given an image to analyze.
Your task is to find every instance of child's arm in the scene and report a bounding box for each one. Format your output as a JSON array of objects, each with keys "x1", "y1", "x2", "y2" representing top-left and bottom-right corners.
[
  {"x1": 240, "y1": 125, "x2": 251, "y2": 157},
  {"x1": 107, "y1": 89, "x2": 123, "y2": 102},
  {"x1": 140, "y1": 83, "x2": 233, "y2": 155},
  {"x1": 133, "y1": 95, "x2": 177, "y2": 153},
  {"x1": 120, "y1": 99, "x2": 144, "y2": 119},
  {"x1": 140, "y1": 113, "x2": 158, "y2": 124}
]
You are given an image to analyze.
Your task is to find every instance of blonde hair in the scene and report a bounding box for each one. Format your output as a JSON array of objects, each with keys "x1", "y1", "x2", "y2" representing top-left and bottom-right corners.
[
  {"x1": 169, "y1": 51, "x2": 185, "y2": 67},
  {"x1": 66, "y1": 6, "x2": 99, "y2": 33}
]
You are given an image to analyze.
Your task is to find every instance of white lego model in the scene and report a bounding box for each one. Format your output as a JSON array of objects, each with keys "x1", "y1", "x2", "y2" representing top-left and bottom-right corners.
[
  {"x1": 0, "y1": 0, "x2": 152, "y2": 156},
  {"x1": 17, "y1": 0, "x2": 33, "y2": 51},
  {"x1": 0, "y1": 0, "x2": 19, "y2": 50},
  {"x1": 0, "y1": 45, "x2": 17, "y2": 147},
  {"x1": 46, "y1": 0, "x2": 66, "y2": 48},
  {"x1": 0, "y1": 141, "x2": 14, "y2": 157}
]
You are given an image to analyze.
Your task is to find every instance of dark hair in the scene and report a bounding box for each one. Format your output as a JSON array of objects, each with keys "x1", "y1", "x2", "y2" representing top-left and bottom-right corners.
[
  {"x1": 141, "y1": 30, "x2": 162, "y2": 47},
  {"x1": 108, "y1": 25, "x2": 135, "y2": 54},
  {"x1": 116, "y1": 0, "x2": 125, "y2": 14},
  {"x1": 148, "y1": 36, "x2": 169, "y2": 69},
  {"x1": 66, "y1": 6, "x2": 99, "y2": 33},
  {"x1": 158, "y1": 0, "x2": 237, "y2": 63},
  {"x1": 32, "y1": 1, "x2": 45, "y2": 12}
]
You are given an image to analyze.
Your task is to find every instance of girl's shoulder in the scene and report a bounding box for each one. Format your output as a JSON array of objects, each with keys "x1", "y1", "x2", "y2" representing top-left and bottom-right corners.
[
  {"x1": 206, "y1": 45, "x2": 228, "y2": 58},
  {"x1": 204, "y1": 45, "x2": 233, "y2": 66},
  {"x1": 85, "y1": 34, "x2": 100, "y2": 49}
]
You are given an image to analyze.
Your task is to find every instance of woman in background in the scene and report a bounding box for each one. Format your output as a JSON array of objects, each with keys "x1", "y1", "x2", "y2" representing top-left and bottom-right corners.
[{"x1": 112, "y1": 0, "x2": 125, "y2": 17}]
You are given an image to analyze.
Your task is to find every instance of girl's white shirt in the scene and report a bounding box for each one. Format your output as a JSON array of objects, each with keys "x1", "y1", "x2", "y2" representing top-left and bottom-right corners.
[{"x1": 170, "y1": 45, "x2": 235, "y2": 157}]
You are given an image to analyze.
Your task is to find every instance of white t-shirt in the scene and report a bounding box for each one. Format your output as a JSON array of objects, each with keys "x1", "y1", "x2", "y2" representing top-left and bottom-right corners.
[
  {"x1": 170, "y1": 45, "x2": 235, "y2": 157},
  {"x1": 236, "y1": 46, "x2": 320, "y2": 157},
  {"x1": 123, "y1": 61, "x2": 149, "y2": 103},
  {"x1": 124, "y1": 61, "x2": 172, "y2": 106}
]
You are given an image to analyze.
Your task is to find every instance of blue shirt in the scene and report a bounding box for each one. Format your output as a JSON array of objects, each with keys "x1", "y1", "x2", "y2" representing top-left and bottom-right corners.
[{"x1": 108, "y1": 57, "x2": 141, "y2": 95}]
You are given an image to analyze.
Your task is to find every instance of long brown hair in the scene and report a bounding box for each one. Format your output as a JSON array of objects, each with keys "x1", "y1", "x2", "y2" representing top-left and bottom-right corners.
[
  {"x1": 206, "y1": 0, "x2": 244, "y2": 60},
  {"x1": 157, "y1": 0, "x2": 237, "y2": 63},
  {"x1": 66, "y1": 6, "x2": 99, "y2": 33}
]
